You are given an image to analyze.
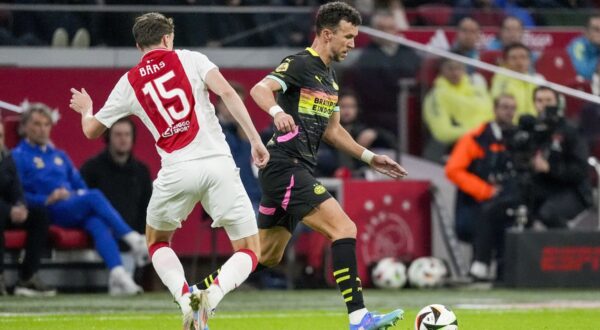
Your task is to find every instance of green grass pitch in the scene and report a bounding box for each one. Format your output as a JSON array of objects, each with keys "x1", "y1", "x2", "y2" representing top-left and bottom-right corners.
[{"x1": 2, "y1": 289, "x2": 600, "y2": 329}]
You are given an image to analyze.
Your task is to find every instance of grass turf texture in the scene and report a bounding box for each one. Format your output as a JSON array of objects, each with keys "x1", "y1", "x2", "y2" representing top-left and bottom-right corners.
[{"x1": 2, "y1": 289, "x2": 600, "y2": 329}]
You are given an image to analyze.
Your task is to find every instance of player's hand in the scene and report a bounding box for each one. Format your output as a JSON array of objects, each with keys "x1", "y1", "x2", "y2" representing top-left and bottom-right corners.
[
  {"x1": 532, "y1": 153, "x2": 550, "y2": 173},
  {"x1": 370, "y1": 154, "x2": 408, "y2": 179},
  {"x1": 274, "y1": 112, "x2": 296, "y2": 133},
  {"x1": 251, "y1": 141, "x2": 270, "y2": 169},
  {"x1": 10, "y1": 205, "x2": 28, "y2": 224},
  {"x1": 69, "y1": 88, "x2": 93, "y2": 114}
]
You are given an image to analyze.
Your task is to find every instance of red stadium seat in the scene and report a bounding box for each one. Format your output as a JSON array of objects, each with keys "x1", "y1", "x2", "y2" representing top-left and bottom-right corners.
[
  {"x1": 4, "y1": 229, "x2": 27, "y2": 250},
  {"x1": 417, "y1": 4, "x2": 453, "y2": 26},
  {"x1": 477, "y1": 50, "x2": 502, "y2": 84},
  {"x1": 418, "y1": 56, "x2": 442, "y2": 89},
  {"x1": 2, "y1": 115, "x2": 20, "y2": 149},
  {"x1": 49, "y1": 225, "x2": 92, "y2": 250},
  {"x1": 535, "y1": 49, "x2": 578, "y2": 85}
]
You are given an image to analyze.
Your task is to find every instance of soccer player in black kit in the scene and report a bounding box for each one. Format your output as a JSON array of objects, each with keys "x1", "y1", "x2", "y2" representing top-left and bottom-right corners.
[
  {"x1": 195, "y1": 2, "x2": 407, "y2": 329},
  {"x1": 252, "y1": 3, "x2": 407, "y2": 328}
]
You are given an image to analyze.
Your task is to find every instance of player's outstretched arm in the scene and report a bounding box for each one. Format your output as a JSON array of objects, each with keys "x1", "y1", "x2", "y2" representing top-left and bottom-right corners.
[
  {"x1": 250, "y1": 78, "x2": 296, "y2": 133},
  {"x1": 205, "y1": 69, "x2": 269, "y2": 168},
  {"x1": 323, "y1": 112, "x2": 407, "y2": 179},
  {"x1": 69, "y1": 88, "x2": 107, "y2": 139}
]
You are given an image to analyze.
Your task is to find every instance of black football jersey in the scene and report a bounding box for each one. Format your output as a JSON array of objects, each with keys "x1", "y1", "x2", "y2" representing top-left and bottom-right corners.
[{"x1": 266, "y1": 47, "x2": 340, "y2": 171}]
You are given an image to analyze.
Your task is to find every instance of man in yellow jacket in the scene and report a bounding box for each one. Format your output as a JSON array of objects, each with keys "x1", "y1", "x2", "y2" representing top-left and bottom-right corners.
[
  {"x1": 491, "y1": 42, "x2": 544, "y2": 121},
  {"x1": 423, "y1": 58, "x2": 493, "y2": 162}
]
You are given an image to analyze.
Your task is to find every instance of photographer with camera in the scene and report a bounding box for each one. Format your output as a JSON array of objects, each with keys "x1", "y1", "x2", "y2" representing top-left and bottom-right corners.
[
  {"x1": 525, "y1": 87, "x2": 593, "y2": 228},
  {"x1": 446, "y1": 94, "x2": 518, "y2": 281}
]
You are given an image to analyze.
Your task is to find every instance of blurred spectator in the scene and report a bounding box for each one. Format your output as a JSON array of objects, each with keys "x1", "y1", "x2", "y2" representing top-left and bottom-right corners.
[
  {"x1": 486, "y1": 16, "x2": 524, "y2": 51},
  {"x1": 215, "y1": 83, "x2": 262, "y2": 211},
  {"x1": 12, "y1": 0, "x2": 93, "y2": 47},
  {"x1": 528, "y1": 86, "x2": 592, "y2": 228},
  {"x1": 452, "y1": 17, "x2": 483, "y2": 77},
  {"x1": 580, "y1": 62, "x2": 600, "y2": 154},
  {"x1": 490, "y1": 43, "x2": 543, "y2": 120},
  {"x1": 494, "y1": 0, "x2": 535, "y2": 27},
  {"x1": 567, "y1": 14, "x2": 600, "y2": 81},
  {"x1": 423, "y1": 58, "x2": 493, "y2": 163},
  {"x1": 350, "y1": 10, "x2": 421, "y2": 133},
  {"x1": 445, "y1": 94, "x2": 516, "y2": 280},
  {"x1": 331, "y1": 91, "x2": 396, "y2": 176},
  {"x1": 452, "y1": 17, "x2": 481, "y2": 61},
  {"x1": 356, "y1": 0, "x2": 409, "y2": 30},
  {"x1": 80, "y1": 117, "x2": 152, "y2": 236},
  {"x1": 11, "y1": 103, "x2": 145, "y2": 295},
  {"x1": 453, "y1": 0, "x2": 506, "y2": 27},
  {"x1": 0, "y1": 121, "x2": 55, "y2": 297}
]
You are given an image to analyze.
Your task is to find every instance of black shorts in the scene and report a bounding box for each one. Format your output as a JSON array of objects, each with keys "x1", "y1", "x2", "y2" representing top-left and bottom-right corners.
[{"x1": 257, "y1": 158, "x2": 332, "y2": 233}]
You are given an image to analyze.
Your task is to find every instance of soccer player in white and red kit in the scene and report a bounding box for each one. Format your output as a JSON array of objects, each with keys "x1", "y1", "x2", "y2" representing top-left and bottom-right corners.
[{"x1": 69, "y1": 12, "x2": 268, "y2": 330}]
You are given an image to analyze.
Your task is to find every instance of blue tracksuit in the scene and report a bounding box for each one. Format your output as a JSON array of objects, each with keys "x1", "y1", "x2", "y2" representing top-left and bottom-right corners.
[
  {"x1": 12, "y1": 140, "x2": 132, "y2": 269},
  {"x1": 567, "y1": 36, "x2": 600, "y2": 81}
]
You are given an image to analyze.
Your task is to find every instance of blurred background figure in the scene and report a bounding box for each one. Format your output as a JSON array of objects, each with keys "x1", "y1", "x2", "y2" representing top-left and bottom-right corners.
[
  {"x1": 423, "y1": 58, "x2": 493, "y2": 163},
  {"x1": 567, "y1": 14, "x2": 600, "y2": 81},
  {"x1": 0, "y1": 121, "x2": 55, "y2": 297},
  {"x1": 445, "y1": 94, "x2": 517, "y2": 282},
  {"x1": 491, "y1": 43, "x2": 543, "y2": 120},
  {"x1": 486, "y1": 16, "x2": 525, "y2": 51}
]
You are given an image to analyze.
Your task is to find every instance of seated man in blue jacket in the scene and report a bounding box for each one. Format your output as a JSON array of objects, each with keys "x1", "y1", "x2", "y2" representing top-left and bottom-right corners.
[
  {"x1": 567, "y1": 15, "x2": 600, "y2": 81},
  {"x1": 12, "y1": 103, "x2": 146, "y2": 295}
]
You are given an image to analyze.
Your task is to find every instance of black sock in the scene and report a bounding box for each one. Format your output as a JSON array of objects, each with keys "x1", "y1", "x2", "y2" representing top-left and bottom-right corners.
[
  {"x1": 197, "y1": 268, "x2": 221, "y2": 290},
  {"x1": 196, "y1": 263, "x2": 269, "y2": 290},
  {"x1": 331, "y1": 238, "x2": 364, "y2": 314}
]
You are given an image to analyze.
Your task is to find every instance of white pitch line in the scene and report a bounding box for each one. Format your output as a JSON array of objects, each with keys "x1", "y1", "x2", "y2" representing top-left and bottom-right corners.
[{"x1": 455, "y1": 301, "x2": 600, "y2": 310}]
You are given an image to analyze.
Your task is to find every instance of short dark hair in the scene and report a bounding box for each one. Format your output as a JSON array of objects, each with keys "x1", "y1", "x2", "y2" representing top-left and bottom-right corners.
[
  {"x1": 132, "y1": 12, "x2": 175, "y2": 49},
  {"x1": 104, "y1": 117, "x2": 136, "y2": 145},
  {"x1": 532, "y1": 86, "x2": 559, "y2": 102},
  {"x1": 493, "y1": 94, "x2": 516, "y2": 108},
  {"x1": 502, "y1": 42, "x2": 530, "y2": 59},
  {"x1": 315, "y1": 2, "x2": 362, "y2": 35}
]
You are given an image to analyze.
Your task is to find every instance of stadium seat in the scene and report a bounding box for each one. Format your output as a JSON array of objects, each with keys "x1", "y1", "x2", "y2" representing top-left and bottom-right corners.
[
  {"x1": 4, "y1": 229, "x2": 27, "y2": 250},
  {"x1": 478, "y1": 50, "x2": 503, "y2": 84},
  {"x1": 535, "y1": 49, "x2": 578, "y2": 86},
  {"x1": 416, "y1": 4, "x2": 453, "y2": 26},
  {"x1": 2, "y1": 115, "x2": 20, "y2": 149},
  {"x1": 49, "y1": 225, "x2": 92, "y2": 250},
  {"x1": 417, "y1": 56, "x2": 441, "y2": 89}
]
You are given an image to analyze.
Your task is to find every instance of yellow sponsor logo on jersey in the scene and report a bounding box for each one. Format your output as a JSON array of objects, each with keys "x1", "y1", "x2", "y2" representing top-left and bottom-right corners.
[
  {"x1": 314, "y1": 184, "x2": 327, "y2": 195},
  {"x1": 298, "y1": 88, "x2": 338, "y2": 118},
  {"x1": 315, "y1": 75, "x2": 322, "y2": 83},
  {"x1": 332, "y1": 81, "x2": 339, "y2": 91},
  {"x1": 33, "y1": 157, "x2": 44, "y2": 169}
]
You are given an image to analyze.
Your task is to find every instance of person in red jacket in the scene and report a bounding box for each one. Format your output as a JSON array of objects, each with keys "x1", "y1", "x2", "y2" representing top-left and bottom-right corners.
[{"x1": 445, "y1": 94, "x2": 517, "y2": 281}]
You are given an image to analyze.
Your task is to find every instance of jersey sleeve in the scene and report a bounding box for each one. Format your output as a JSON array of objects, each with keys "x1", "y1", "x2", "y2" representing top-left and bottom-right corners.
[
  {"x1": 95, "y1": 74, "x2": 133, "y2": 128},
  {"x1": 266, "y1": 55, "x2": 305, "y2": 93},
  {"x1": 191, "y1": 51, "x2": 218, "y2": 82}
]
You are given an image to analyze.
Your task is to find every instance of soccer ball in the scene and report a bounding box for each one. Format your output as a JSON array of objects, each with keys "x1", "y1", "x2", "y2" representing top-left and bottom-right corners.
[
  {"x1": 371, "y1": 258, "x2": 407, "y2": 289},
  {"x1": 407, "y1": 257, "x2": 447, "y2": 288},
  {"x1": 415, "y1": 304, "x2": 458, "y2": 330}
]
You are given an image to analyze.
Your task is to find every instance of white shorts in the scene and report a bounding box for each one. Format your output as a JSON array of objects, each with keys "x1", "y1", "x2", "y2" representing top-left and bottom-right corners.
[{"x1": 146, "y1": 156, "x2": 258, "y2": 241}]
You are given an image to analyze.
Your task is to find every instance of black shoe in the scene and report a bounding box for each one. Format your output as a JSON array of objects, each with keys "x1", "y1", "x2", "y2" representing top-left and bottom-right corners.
[
  {"x1": 14, "y1": 274, "x2": 57, "y2": 297},
  {"x1": 0, "y1": 275, "x2": 7, "y2": 296}
]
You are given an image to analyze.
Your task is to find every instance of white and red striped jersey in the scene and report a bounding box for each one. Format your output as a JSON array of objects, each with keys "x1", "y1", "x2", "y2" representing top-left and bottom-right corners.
[{"x1": 95, "y1": 48, "x2": 231, "y2": 165}]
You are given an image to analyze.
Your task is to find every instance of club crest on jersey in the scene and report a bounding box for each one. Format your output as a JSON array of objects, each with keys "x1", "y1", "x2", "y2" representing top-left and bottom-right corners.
[
  {"x1": 33, "y1": 157, "x2": 44, "y2": 169},
  {"x1": 313, "y1": 184, "x2": 326, "y2": 195},
  {"x1": 332, "y1": 81, "x2": 339, "y2": 91},
  {"x1": 275, "y1": 62, "x2": 289, "y2": 73},
  {"x1": 54, "y1": 156, "x2": 64, "y2": 166},
  {"x1": 161, "y1": 120, "x2": 191, "y2": 138}
]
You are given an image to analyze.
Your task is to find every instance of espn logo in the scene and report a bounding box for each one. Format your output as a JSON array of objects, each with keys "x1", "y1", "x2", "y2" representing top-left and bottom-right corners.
[{"x1": 540, "y1": 246, "x2": 600, "y2": 272}]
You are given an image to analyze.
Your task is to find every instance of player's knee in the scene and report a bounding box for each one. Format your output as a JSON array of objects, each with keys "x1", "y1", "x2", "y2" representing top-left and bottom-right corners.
[
  {"x1": 260, "y1": 253, "x2": 283, "y2": 268},
  {"x1": 331, "y1": 221, "x2": 357, "y2": 241}
]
